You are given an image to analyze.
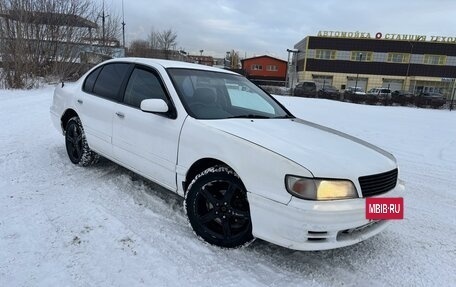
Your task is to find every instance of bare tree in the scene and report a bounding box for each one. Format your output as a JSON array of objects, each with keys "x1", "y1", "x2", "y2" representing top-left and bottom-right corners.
[
  {"x1": 148, "y1": 28, "x2": 160, "y2": 49},
  {"x1": 0, "y1": 0, "x2": 121, "y2": 89},
  {"x1": 128, "y1": 28, "x2": 178, "y2": 60},
  {"x1": 158, "y1": 29, "x2": 177, "y2": 59},
  {"x1": 0, "y1": 0, "x2": 35, "y2": 88}
]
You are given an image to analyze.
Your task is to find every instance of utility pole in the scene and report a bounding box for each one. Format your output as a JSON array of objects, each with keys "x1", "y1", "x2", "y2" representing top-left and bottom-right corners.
[
  {"x1": 102, "y1": 0, "x2": 105, "y2": 45},
  {"x1": 121, "y1": 0, "x2": 126, "y2": 48},
  {"x1": 99, "y1": 0, "x2": 109, "y2": 46}
]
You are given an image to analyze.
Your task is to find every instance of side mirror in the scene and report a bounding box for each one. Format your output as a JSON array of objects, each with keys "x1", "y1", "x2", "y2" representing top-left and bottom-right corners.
[{"x1": 140, "y1": 99, "x2": 169, "y2": 113}]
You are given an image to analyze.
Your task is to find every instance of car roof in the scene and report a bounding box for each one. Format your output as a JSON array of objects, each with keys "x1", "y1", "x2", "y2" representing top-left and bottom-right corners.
[{"x1": 103, "y1": 57, "x2": 239, "y2": 75}]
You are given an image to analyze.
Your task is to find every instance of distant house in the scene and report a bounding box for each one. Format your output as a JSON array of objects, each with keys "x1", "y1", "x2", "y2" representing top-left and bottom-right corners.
[
  {"x1": 0, "y1": 10, "x2": 124, "y2": 65},
  {"x1": 187, "y1": 55, "x2": 214, "y2": 66},
  {"x1": 241, "y1": 55, "x2": 287, "y2": 83},
  {"x1": 0, "y1": 9, "x2": 124, "y2": 87}
]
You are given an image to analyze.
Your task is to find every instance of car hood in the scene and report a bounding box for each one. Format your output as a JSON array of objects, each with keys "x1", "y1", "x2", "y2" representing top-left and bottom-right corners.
[{"x1": 201, "y1": 118, "x2": 397, "y2": 179}]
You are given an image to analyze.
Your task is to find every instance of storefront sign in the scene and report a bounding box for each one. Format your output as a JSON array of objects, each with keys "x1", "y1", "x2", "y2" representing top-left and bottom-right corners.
[
  {"x1": 317, "y1": 30, "x2": 372, "y2": 39},
  {"x1": 317, "y1": 30, "x2": 456, "y2": 43}
]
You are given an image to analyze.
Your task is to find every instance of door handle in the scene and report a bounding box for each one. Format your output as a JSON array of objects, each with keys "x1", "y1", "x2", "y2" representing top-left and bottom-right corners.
[
  {"x1": 77, "y1": 99, "x2": 83, "y2": 104},
  {"x1": 115, "y1": 112, "x2": 125, "y2": 118}
]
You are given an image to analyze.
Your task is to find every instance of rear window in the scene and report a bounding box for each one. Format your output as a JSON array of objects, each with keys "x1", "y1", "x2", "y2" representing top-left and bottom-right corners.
[
  {"x1": 82, "y1": 66, "x2": 102, "y2": 93},
  {"x1": 93, "y1": 63, "x2": 131, "y2": 101}
]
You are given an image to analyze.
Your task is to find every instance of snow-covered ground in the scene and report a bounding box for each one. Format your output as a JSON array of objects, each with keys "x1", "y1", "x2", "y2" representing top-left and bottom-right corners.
[{"x1": 1, "y1": 86, "x2": 455, "y2": 286}]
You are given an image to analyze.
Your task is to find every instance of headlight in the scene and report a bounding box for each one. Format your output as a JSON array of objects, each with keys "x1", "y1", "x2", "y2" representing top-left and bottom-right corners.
[{"x1": 285, "y1": 175, "x2": 358, "y2": 200}]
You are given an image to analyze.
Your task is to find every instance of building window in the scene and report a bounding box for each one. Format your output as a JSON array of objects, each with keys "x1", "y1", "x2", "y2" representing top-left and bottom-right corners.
[
  {"x1": 423, "y1": 54, "x2": 446, "y2": 65},
  {"x1": 316, "y1": 49, "x2": 336, "y2": 60},
  {"x1": 387, "y1": 53, "x2": 410, "y2": 63},
  {"x1": 351, "y1": 51, "x2": 373, "y2": 61},
  {"x1": 251, "y1": 64, "x2": 262, "y2": 70},
  {"x1": 266, "y1": 65, "x2": 278, "y2": 71}
]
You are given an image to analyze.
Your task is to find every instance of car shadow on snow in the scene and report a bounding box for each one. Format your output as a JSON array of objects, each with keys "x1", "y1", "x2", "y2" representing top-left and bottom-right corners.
[{"x1": 51, "y1": 145, "x2": 184, "y2": 213}]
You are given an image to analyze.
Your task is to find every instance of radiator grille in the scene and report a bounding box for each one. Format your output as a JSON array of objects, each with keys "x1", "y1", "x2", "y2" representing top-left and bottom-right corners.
[{"x1": 359, "y1": 169, "x2": 398, "y2": 197}]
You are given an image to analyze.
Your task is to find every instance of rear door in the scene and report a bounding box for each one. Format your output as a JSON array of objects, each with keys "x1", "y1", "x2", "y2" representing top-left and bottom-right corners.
[
  {"x1": 78, "y1": 62, "x2": 132, "y2": 157},
  {"x1": 112, "y1": 64, "x2": 184, "y2": 190}
]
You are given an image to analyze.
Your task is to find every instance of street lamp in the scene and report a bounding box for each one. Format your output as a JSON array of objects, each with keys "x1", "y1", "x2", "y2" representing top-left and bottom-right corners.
[
  {"x1": 286, "y1": 48, "x2": 299, "y2": 93},
  {"x1": 354, "y1": 52, "x2": 363, "y2": 92},
  {"x1": 225, "y1": 51, "x2": 231, "y2": 69},
  {"x1": 450, "y1": 79, "x2": 456, "y2": 111},
  {"x1": 404, "y1": 42, "x2": 414, "y2": 92},
  {"x1": 405, "y1": 36, "x2": 423, "y2": 93}
]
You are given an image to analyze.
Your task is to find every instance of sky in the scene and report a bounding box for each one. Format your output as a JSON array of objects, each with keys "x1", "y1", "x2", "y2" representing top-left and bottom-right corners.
[{"x1": 99, "y1": 0, "x2": 456, "y2": 60}]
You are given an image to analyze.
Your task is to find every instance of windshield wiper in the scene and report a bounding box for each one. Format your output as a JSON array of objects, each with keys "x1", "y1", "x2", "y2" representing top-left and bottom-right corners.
[
  {"x1": 273, "y1": 115, "x2": 295, "y2": 119},
  {"x1": 227, "y1": 114, "x2": 271, "y2": 119}
]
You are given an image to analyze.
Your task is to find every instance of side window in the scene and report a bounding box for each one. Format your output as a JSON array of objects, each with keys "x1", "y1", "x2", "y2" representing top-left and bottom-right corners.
[
  {"x1": 82, "y1": 66, "x2": 102, "y2": 93},
  {"x1": 93, "y1": 63, "x2": 131, "y2": 101},
  {"x1": 123, "y1": 68, "x2": 167, "y2": 108}
]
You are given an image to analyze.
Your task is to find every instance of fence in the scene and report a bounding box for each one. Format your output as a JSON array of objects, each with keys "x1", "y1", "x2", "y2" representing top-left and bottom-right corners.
[{"x1": 275, "y1": 90, "x2": 456, "y2": 111}]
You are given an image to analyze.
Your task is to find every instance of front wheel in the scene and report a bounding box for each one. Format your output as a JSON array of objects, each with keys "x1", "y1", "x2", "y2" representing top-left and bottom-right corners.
[
  {"x1": 65, "y1": 117, "x2": 99, "y2": 166},
  {"x1": 184, "y1": 166, "x2": 254, "y2": 248}
]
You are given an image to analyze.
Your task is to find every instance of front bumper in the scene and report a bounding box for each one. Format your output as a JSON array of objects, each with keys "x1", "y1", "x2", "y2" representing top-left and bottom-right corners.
[{"x1": 247, "y1": 183, "x2": 404, "y2": 251}]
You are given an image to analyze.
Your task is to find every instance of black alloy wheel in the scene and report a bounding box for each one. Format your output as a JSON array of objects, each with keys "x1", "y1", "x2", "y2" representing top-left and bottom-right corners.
[
  {"x1": 185, "y1": 167, "x2": 253, "y2": 248},
  {"x1": 64, "y1": 117, "x2": 99, "y2": 166},
  {"x1": 65, "y1": 120, "x2": 84, "y2": 164}
]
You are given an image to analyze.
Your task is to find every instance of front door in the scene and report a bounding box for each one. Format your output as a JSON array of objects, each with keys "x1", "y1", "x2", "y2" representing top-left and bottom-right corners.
[{"x1": 112, "y1": 65, "x2": 184, "y2": 190}]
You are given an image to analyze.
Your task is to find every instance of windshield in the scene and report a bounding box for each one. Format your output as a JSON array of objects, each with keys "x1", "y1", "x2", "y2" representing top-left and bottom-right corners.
[{"x1": 167, "y1": 68, "x2": 292, "y2": 119}]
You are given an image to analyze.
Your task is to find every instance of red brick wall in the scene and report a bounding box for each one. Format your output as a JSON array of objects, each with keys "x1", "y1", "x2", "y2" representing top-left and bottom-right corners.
[{"x1": 242, "y1": 56, "x2": 287, "y2": 80}]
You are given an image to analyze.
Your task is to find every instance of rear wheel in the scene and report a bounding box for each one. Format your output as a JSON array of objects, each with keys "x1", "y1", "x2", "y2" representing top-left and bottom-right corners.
[
  {"x1": 65, "y1": 117, "x2": 99, "y2": 166},
  {"x1": 184, "y1": 166, "x2": 254, "y2": 248}
]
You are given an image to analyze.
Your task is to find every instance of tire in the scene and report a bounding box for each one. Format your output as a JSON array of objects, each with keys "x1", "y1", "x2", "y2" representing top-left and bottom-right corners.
[
  {"x1": 65, "y1": 116, "x2": 99, "y2": 166},
  {"x1": 184, "y1": 166, "x2": 254, "y2": 248}
]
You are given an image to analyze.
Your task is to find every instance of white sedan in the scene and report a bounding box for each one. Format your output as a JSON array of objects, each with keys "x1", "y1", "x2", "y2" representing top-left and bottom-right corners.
[{"x1": 50, "y1": 58, "x2": 403, "y2": 250}]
